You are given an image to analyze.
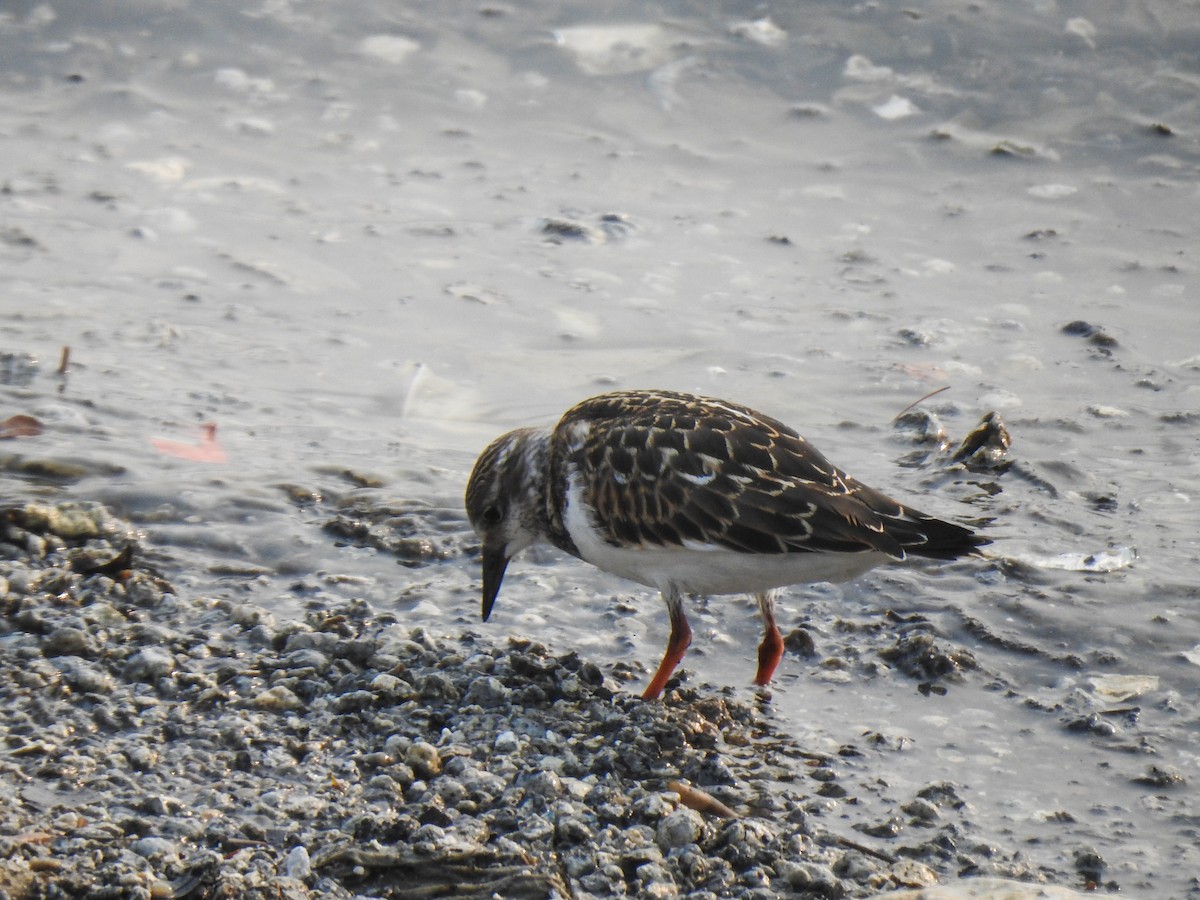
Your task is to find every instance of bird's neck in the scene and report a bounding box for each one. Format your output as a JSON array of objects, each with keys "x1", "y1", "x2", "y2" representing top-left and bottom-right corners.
[
  {"x1": 501, "y1": 428, "x2": 568, "y2": 556},
  {"x1": 511, "y1": 427, "x2": 580, "y2": 559}
]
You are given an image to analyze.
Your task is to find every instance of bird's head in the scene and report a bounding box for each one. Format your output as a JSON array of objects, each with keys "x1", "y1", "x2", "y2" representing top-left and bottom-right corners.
[{"x1": 464, "y1": 427, "x2": 550, "y2": 621}]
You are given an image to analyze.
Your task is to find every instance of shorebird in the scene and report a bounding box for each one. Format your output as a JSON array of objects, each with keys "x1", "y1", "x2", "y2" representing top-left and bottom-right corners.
[{"x1": 465, "y1": 389, "x2": 988, "y2": 699}]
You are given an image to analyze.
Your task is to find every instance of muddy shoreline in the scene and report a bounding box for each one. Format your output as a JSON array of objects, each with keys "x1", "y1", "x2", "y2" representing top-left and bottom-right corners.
[{"x1": 0, "y1": 500, "x2": 1098, "y2": 898}]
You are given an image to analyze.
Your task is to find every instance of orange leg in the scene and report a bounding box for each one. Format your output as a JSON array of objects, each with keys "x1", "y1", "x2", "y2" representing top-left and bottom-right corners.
[
  {"x1": 753, "y1": 591, "x2": 783, "y2": 686},
  {"x1": 643, "y1": 588, "x2": 692, "y2": 699}
]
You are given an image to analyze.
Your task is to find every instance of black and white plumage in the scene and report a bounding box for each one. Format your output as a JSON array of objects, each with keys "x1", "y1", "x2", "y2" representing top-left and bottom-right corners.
[{"x1": 465, "y1": 389, "x2": 989, "y2": 699}]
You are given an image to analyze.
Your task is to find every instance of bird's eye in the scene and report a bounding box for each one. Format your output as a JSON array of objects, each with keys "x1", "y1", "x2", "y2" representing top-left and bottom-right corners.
[{"x1": 481, "y1": 505, "x2": 503, "y2": 526}]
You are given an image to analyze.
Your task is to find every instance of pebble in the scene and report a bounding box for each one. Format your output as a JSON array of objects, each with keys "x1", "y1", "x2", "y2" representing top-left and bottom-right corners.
[
  {"x1": 130, "y1": 836, "x2": 176, "y2": 861},
  {"x1": 0, "y1": 499, "x2": 1038, "y2": 898},
  {"x1": 903, "y1": 797, "x2": 941, "y2": 822},
  {"x1": 522, "y1": 769, "x2": 563, "y2": 798},
  {"x1": 251, "y1": 684, "x2": 304, "y2": 710},
  {"x1": 369, "y1": 671, "x2": 403, "y2": 694},
  {"x1": 283, "y1": 845, "x2": 312, "y2": 880},
  {"x1": 43, "y1": 625, "x2": 96, "y2": 657},
  {"x1": 124, "y1": 646, "x2": 177, "y2": 680},
  {"x1": 657, "y1": 807, "x2": 704, "y2": 850},
  {"x1": 494, "y1": 729, "x2": 520, "y2": 753},
  {"x1": 46, "y1": 656, "x2": 102, "y2": 694},
  {"x1": 784, "y1": 861, "x2": 846, "y2": 895},
  {"x1": 405, "y1": 740, "x2": 442, "y2": 779},
  {"x1": 462, "y1": 673, "x2": 511, "y2": 707}
]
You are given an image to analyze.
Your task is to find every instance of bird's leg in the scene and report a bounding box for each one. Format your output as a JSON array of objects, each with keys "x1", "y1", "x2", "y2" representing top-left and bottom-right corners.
[
  {"x1": 753, "y1": 590, "x2": 784, "y2": 686},
  {"x1": 643, "y1": 587, "x2": 692, "y2": 700}
]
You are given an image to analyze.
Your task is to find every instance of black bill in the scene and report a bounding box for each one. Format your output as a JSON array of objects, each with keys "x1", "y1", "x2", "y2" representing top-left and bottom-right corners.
[{"x1": 481, "y1": 545, "x2": 509, "y2": 622}]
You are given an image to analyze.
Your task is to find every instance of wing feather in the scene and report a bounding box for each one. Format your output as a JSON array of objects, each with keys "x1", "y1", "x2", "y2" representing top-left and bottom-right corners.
[{"x1": 550, "y1": 390, "x2": 984, "y2": 560}]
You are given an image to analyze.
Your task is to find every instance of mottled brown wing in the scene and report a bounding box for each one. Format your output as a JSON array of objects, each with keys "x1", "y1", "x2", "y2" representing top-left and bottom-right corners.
[{"x1": 552, "y1": 390, "x2": 943, "y2": 558}]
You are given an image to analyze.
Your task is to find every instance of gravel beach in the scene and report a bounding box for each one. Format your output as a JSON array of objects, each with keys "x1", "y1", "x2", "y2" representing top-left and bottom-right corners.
[
  {"x1": 2, "y1": 2, "x2": 1195, "y2": 895},
  {"x1": 0, "y1": 500, "x2": 1084, "y2": 898}
]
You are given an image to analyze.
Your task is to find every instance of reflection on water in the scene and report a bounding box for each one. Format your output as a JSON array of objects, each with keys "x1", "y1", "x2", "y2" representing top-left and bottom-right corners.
[{"x1": 2, "y1": 1, "x2": 1197, "y2": 895}]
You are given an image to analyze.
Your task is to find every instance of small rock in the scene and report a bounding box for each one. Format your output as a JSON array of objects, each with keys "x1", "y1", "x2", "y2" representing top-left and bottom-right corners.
[
  {"x1": 16, "y1": 501, "x2": 125, "y2": 541},
  {"x1": 494, "y1": 730, "x2": 520, "y2": 753},
  {"x1": 124, "y1": 647, "x2": 177, "y2": 680},
  {"x1": 384, "y1": 734, "x2": 412, "y2": 757},
  {"x1": 419, "y1": 671, "x2": 460, "y2": 701},
  {"x1": 950, "y1": 411, "x2": 1011, "y2": 468},
  {"x1": 251, "y1": 685, "x2": 304, "y2": 710},
  {"x1": 43, "y1": 626, "x2": 96, "y2": 657},
  {"x1": 861, "y1": 816, "x2": 904, "y2": 838},
  {"x1": 555, "y1": 814, "x2": 593, "y2": 845},
  {"x1": 520, "y1": 813, "x2": 555, "y2": 842},
  {"x1": 364, "y1": 774, "x2": 404, "y2": 801},
  {"x1": 283, "y1": 845, "x2": 311, "y2": 880},
  {"x1": 889, "y1": 859, "x2": 938, "y2": 887},
  {"x1": 330, "y1": 690, "x2": 376, "y2": 713},
  {"x1": 834, "y1": 853, "x2": 878, "y2": 879},
  {"x1": 435, "y1": 777, "x2": 467, "y2": 807},
  {"x1": 656, "y1": 808, "x2": 704, "y2": 851},
  {"x1": 227, "y1": 602, "x2": 276, "y2": 629},
  {"x1": 140, "y1": 794, "x2": 178, "y2": 815},
  {"x1": 902, "y1": 797, "x2": 940, "y2": 822},
  {"x1": 1087, "y1": 404, "x2": 1128, "y2": 419},
  {"x1": 1061, "y1": 319, "x2": 1118, "y2": 347},
  {"x1": 389, "y1": 763, "x2": 417, "y2": 788},
  {"x1": 412, "y1": 822, "x2": 447, "y2": 851},
  {"x1": 53, "y1": 657, "x2": 115, "y2": 694},
  {"x1": 370, "y1": 672, "x2": 403, "y2": 694},
  {"x1": 131, "y1": 836, "x2": 176, "y2": 861},
  {"x1": 463, "y1": 675, "x2": 511, "y2": 707},
  {"x1": 784, "y1": 861, "x2": 846, "y2": 897},
  {"x1": 406, "y1": 741, "x2": 441, "y2": 779},
  {"x1": 783, "y1": 627, "x2": 818, "y2": 657},
  {"x1": 128, "y1": 747, "x2": 160, "y2": 772},
  {"x1": 522, "y1": 770, "x2": 563, "y2": 799},
  {"x1": 1133, "y1": 764, "x2": 1185, "y2": 788},
  {"x1": 635, "y1": 861, "x2": 678, "y2": 897},
  {"x1": 1072, "y1": 847, "x2": 1104, "y2": 883},
  {"x1": 281, "y1": 648, "x2": 330, "y2": 673},
  {"x1": 634, "y1": 792, "x2": 674, "y2": 821}
]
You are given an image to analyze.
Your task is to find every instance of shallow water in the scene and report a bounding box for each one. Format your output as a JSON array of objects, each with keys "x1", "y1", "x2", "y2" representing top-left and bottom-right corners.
[{"x1": 2, "y1": 1, "x2": 1198, "y2": 896}]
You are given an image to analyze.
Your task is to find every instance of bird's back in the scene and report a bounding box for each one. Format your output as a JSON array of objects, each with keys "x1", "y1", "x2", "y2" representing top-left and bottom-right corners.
[{"x1": 549, "y1": 390, "x2": 988, "y2": 566}]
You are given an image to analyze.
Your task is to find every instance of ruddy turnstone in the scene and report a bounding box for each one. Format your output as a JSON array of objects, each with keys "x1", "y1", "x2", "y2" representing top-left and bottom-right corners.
[{"x1": 465, "y1": 389, "x2": 988, "y2": 699}]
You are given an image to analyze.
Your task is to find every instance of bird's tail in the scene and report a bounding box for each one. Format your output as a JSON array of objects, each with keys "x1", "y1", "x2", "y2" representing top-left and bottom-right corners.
[{"x1": 901, "y1": 514, "x2": 991, "y2": 561}]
